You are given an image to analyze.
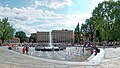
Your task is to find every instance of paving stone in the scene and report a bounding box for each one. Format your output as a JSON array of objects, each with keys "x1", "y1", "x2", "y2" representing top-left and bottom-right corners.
[{"x1": 0, "y1": 46, "x2": 106, "y2": 68}]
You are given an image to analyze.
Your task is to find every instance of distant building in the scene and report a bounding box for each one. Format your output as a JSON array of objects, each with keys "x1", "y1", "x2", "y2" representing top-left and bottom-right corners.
[
  {"x1": 36, "y1": 31, "x2": 49, "y2": 43},
  {"x1": 52, "y1": 29, "x2": 74, "y2": 43},
  {"x1": 35, "y1": 29, "x2": 74, "y2": 43}
]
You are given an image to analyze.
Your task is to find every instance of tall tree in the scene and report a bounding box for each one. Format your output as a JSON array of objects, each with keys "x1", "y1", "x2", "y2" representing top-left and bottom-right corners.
[
  {"x1": 81, "y1": 23, "x2": 88, "y2": 41},
  {"x1": 29, "y1": 33, "x2": 37, "y2": 43},
  {"x1": 91, "y1": 0, "x2": 120, "y2": 41},
  {"x1": 80, "y1": 0, "x2": 120, "y2": 42},
  {"x1": 74, "y1": 23, "x2": 81, "y2": 43},
  {"x1": 0, "y1": 18, "x2": 15, "y2": 43},
  {"x1": 15, "y1": 31, "x2": 28, "y2": 43}
]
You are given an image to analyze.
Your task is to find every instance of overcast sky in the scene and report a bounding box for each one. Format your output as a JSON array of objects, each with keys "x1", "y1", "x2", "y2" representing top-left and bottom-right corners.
[{"x1": 0, "y1": 0, "x2": 111, "y2": 36}]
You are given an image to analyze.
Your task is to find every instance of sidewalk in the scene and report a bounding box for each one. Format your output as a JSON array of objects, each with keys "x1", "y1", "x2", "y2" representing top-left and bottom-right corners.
[
  {"x1": 88, "y1": 49, "x2": 105, "y2": 65},
  {"x1": 0, "y1": 46, "x2": 105, "y2": 68},
  {"x1": 95, "y1": 47, "x2": 120, "y2": 68}
]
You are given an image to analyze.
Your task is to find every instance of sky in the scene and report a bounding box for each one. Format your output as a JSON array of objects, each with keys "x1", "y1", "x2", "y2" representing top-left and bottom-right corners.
[{"x1": 0, "y1": 0, "x2": 111, "y2": 36}]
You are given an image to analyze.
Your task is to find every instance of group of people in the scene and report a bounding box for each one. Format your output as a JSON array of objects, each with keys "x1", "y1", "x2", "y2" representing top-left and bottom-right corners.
[
  {"x1": 7, "y1": 43, "x2": 29, "y2": 55},
  {"x1": 103, "y1": 41, "x2": 116, "y2": 48},
  {"x1": 8, "y1": 43, "x2": 19, "y2": 50}
]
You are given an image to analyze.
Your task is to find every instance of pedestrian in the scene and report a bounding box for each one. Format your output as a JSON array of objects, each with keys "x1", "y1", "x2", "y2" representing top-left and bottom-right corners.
[
  {"x1": 22, "y1": 43, "x2": 27, "y2": 54},
  {"x1": 22, "y1": 46, "x2": 26, "y2": 54},
  {"x1": 103, "y1": 41, "x2": 106, "y2": 49},
  {"x1": 92, "y1": 44, "x2": 100, "y2": 55},
  {"x1": 113, "y1": 40, "x2": 116, "y2": 48},
  {"x1": 8, "y1": 44, "x2": 12, "y2": 50},
  {"x1": 26, "y1": 44, "x2": 29, "y2": 55}
]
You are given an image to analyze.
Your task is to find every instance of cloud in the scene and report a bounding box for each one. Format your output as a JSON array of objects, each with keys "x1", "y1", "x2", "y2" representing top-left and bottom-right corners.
[
  {"x1": 0, "y1": 5, "x2": 92, "y2": 36},
  {"x1": 0, "y1": 0, "x2": 94, "y2": 36},
  {"x1": 31, "y1": 0, "x2": 73, "y2": 9},
  {"x1": 0, "y1": 6, "x2": 44, "y2": 35}
]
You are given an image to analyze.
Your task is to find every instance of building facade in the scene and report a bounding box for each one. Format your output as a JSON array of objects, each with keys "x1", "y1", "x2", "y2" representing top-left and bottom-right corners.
[
  {"x1": 36, "y1": 31, "x2": 49, "y2": 43},
  {"x1": 52, "y1": 29, "x2": 74, "y2": 43},
  {"x1": 35, "y1": 29, "x2": 74, "y2": 43}
]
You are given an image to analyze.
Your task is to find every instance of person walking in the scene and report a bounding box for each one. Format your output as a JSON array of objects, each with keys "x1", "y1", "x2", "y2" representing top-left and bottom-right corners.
[
  {"x1": 103, "y1": 41, "x2": 106, "y2": 49},
  {"x1": 26, "y1": 44, "x2": 29, "y2": 55},
  {"x1": 22, "y1": 45, "x2": 26, "y2": 54},
  {"x1": 22, "y1": 43, "x2": 27, "y2": 54}
]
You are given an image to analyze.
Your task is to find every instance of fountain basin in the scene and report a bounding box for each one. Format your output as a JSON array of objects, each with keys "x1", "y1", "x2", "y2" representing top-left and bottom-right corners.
[{"x1": 35, "y1": 44, "x2": 66, "y2": 51}]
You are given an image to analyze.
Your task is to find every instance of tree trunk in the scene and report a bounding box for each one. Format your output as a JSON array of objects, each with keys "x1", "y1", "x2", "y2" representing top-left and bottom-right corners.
[{"x1": 1, "y1": 39, "x2": 4, "y2": 44}]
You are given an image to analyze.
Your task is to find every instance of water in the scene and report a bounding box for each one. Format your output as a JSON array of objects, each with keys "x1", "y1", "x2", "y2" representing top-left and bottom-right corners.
[
  {"x1": 49, "y1": 31, "x2": 52, "y2": 47},
  {"x1": 16, "y1": 47, "x2": 91, "y2": 62}
]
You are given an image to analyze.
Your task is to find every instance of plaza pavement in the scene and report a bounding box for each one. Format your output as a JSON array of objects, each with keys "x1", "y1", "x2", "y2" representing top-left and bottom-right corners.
[{"x1": 0, "y1": 46, "x2": 120, "y2": 68}]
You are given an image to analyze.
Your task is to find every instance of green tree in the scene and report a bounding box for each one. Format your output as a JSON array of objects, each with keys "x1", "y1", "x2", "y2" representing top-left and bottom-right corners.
[
  {"x1": 15, "y1": 31, "x2": 28, "y2": 43},
  {"x1": 81, "y1": 24, "x2": 88, "y2": 33},
  {"x1": 29, "y1": 34, "x2": 36, "y2": 43},
  {"x1": 0, "y1": 18, "x2": 15, "y2": 43},
  {"x1": 79, "y1": 0, "x2": 120, "y2": 42},
  {"x1": 86, "y1": 18, "x2": 95, "y2": 42},
  {"x1": 74, "y1": 23, "x2": 81, "y2": 43},
  {"x1": 90, "y1": 0, "x2": 120, "y2": 41},
  {"x1": 81, "y1": 23, "x2": 88, "y2": 41}
]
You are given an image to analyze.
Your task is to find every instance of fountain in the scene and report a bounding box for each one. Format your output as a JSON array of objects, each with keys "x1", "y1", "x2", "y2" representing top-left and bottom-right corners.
[
  {"x1": 15, "y1": 31, "x2": 91, "y2": 62},
  {"x1": 35, "y1": 31, "x2": 65, "y2": 51},
  {"x1": 13, "y1": 31, "x2": 91, "y2": 62}
]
